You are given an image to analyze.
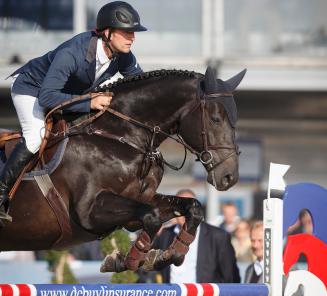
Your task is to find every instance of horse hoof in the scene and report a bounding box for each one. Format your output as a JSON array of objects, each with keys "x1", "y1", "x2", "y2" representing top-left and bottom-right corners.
[
  {"x1": 100, "y1": 251, "x2": 127, "y2": 273},
  {"x1": 172, "y1": 253, "x2": 185, "y2": 266},
  {"x1": 141, "y1": 249, "x2": 162, "y2": 271}
]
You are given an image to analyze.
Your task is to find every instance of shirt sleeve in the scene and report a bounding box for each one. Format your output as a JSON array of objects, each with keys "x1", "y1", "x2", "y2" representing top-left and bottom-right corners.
[
  {"x1": 118, "y1": 51, "x2": 143, "y2": 77},
  {"x1": 38, "y1": 48, "x2": 91, "y2": 113}
]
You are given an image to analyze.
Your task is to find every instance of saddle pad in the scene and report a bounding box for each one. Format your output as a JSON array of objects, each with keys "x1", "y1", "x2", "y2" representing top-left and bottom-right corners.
[{"x1": 0, "y1": 138, "x2": 69, "y2": 180}]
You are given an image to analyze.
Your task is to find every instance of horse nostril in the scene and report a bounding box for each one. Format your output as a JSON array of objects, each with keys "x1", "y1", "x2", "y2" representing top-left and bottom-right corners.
[{"x1": 223, "y1": 174, "x2": 234, "y2": 186}]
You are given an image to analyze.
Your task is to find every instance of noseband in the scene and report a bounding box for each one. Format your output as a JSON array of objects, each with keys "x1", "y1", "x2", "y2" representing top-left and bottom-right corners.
[{"x1": 181, "y1": 93, "x2": 240, "y2": 172}]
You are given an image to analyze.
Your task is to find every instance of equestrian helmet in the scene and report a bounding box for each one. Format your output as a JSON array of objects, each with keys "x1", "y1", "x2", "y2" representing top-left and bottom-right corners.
[{"x1": 96, "y1": 1, "x2": 147, "y2": 32}]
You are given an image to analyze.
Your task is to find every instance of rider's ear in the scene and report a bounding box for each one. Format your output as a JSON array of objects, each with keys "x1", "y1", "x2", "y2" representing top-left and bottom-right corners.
[
  {"x1": 102, "y1": 28, "x2": 110, "y2": 40},
  {"x1": 224, "y1": 69, "x2": 247, "y2": 91},
  {"x1": 108, "y1": 28, "x2": 116, "y2": 40}
]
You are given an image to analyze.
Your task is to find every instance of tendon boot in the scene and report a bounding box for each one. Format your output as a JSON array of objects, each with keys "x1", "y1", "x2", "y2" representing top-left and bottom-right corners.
[{"x1": 0, "y1": 139, "x2": 34, "y2": 224}]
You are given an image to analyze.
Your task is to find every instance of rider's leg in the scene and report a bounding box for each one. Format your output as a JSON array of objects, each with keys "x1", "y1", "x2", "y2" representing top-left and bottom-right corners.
[{"x1": 0, "y1": 93, "x2": 45, "y2": 222}]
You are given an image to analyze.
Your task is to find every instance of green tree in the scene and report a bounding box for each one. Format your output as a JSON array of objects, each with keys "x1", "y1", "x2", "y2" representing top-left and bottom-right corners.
[
  {"x1": 100, "y1": 229, "x2": 138, "y2": 283},
  {"x1": 44, "y1": 250, "x2": 78, "y2": 284}
]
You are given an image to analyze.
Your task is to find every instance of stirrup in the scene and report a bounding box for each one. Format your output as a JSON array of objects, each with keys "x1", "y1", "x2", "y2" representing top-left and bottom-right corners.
[
  {"x1": 0, "y1": 202, "x2": 12, "y2": 222},
  {"x1": 0, "y1": 211, "x2": 12, "y2": 222}
]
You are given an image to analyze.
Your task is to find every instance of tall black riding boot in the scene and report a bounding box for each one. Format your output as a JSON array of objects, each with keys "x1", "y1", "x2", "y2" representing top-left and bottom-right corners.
[{"x1": 0, "y1": 139, "x2": 34, "y2": 223}]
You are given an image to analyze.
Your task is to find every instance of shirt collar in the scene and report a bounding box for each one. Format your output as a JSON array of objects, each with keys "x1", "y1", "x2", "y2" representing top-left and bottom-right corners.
[
  {"x1": 254, "y1": 259, "x2": 264, "y2": 276},
  {"x1": 97, "y1": 38, "x2": 110, "y2": 65}
]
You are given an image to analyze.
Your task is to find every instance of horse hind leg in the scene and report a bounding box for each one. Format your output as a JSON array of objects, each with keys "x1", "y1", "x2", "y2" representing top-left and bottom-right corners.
[
  {"x1": 143, "y1": 194, "x2": 204, "y2": 271},
  {"x1": 100, "y1": 206, "x2": 162, "y2": 273}
]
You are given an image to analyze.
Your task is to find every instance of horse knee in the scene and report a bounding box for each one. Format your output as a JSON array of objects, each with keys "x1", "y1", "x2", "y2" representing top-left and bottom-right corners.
[
  {"x1": 142, "y1": 208, "x2": 162, "y2": 238},
  {"x1": 187, "y1": 199, "x2": 204, "y2": 224}
]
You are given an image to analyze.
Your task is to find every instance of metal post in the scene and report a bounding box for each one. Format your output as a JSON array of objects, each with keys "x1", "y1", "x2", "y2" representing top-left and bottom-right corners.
[
  {"x1": 73, "y1": 0, "x2": 87, "y2": 34},
  {"x1": 206, "y1": 183, "x2": 219, "y2": 225},
  {"x1": 212, "y1": 0, "x2": 224, "y2": 71},
  {"x1": 202, "y1": 0, "x2": 212, "y2": 61},
  {"x1": 263, "y1": 198, "x2": 283, "y2": 296},
  {"x1": 263, "y1": 163, "x2": 290, "y2": 296}
]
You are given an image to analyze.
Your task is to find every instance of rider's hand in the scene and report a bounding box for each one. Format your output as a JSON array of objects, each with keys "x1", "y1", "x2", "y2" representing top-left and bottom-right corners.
[{"x1": 90, "y1": 93, "x2": 113, "y2": 110}]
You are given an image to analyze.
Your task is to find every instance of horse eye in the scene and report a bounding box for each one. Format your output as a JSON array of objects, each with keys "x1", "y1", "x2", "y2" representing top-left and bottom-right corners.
[{"x1": 210, "y1": 116, "x2": 221, "y2": 124}]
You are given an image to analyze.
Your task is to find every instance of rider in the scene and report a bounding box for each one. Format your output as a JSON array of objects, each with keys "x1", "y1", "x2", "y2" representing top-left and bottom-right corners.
[{"x1": 0, "y1": 1, "x2": 147, "y2": 223}]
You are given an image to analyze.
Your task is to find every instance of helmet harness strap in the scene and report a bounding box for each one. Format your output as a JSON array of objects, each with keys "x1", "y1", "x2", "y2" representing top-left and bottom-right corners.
[{"x1": 101, "y1": 30, "x2": 118, "y2": 59}]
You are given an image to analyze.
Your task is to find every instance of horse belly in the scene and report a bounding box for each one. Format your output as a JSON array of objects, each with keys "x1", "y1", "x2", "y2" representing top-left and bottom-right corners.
[{"x1": 0, "y1": 181, "x2": 61, "y2": 251}]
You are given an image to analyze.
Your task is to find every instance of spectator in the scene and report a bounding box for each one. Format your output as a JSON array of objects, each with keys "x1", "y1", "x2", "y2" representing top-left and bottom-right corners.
[
  {"x1": 219, "y1": 202, "x2": 240, "y2": 234},
  {"x1": 231, "y1": 219, "x2": 253, "y2": 262},
  {"x1": 244, "y1": 221, "x2": 264, "y2": 283},
  {"x1": 286, "y1": 209, "x2": 313, "y2": 264},
  {"x1": 153, "y1": 189, "x2": 240, "y2": 284},
  {"x1": 288, "y1": 209, "x2": 313, "y2": 236},
  {"x1": 299, "y1": 209, "x2": 313, "y2": 234},
  {"x1": 287, "y1": 209, "x2": 313, "y2": 236}
]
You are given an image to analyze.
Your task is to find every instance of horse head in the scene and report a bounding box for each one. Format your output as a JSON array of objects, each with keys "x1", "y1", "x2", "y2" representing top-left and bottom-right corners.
[{"x1": 179, "y1": 67, "x2": 246, "y2": 190}]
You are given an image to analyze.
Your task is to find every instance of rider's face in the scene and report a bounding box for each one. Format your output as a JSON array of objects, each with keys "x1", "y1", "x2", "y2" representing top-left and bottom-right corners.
[
  {"x1": 108, "y1": 29, "x2": 135, "y2": 54},
  {"x1": 251, "y1": 227, "x2": 264, "y2": 261}
]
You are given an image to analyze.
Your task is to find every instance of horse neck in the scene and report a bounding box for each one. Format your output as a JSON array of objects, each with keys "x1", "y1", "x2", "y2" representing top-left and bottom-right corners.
[{"x1": 104, "y1": 75, "x2": 199, "y2": 145}]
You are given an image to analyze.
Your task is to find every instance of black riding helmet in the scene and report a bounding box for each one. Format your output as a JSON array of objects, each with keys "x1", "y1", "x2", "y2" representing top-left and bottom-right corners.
[{"x1": 97, "y1": 1, "x2": 147, "y2": 32}]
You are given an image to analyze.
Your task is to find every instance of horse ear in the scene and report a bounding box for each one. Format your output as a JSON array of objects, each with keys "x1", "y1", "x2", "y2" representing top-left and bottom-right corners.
[
  {"x1": 224, "y1": 69, "x2": 247, "y2": 91},
  {"x1": 204, "y1": 67, "x2": 218, "y2": 94}
]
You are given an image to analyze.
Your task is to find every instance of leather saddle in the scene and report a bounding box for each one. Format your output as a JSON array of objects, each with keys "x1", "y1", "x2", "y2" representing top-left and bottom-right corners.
[{"x1": 0, "y1": 114, "x2": 67, "y2": 174}]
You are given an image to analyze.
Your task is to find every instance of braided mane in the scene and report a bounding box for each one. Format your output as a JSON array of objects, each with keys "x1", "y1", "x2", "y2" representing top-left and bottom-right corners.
[{"x1": 95, "y1": 69, "x2": 199, "y2": 92}]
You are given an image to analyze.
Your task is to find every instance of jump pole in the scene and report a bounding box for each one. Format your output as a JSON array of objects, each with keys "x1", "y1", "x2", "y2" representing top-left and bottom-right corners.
[
  {"x1": 263, "y1": 162, "x2": 290, "y2": 296},
  {"x1": 0, "y1": 283, "x2": 270, "y2": 296}
]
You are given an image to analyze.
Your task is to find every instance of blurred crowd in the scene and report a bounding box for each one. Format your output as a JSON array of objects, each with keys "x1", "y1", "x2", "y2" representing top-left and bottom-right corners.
[{"x1": 0, "y1": 189, "x2": 313, "y2": 284}]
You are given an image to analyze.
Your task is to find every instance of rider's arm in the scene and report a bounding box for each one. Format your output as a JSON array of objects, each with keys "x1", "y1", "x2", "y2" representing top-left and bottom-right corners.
[
  {"x1": 118, "y1": 51, "x2": 143, "y2": 77},
  {"x1": 38, "y1": 48, "x2": 91, "y2": 113}
]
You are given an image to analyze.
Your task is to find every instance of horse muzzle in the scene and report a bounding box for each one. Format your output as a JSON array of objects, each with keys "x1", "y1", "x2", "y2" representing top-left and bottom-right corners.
[{"x1": 207, "y1": 166, "x2": 239, "y2": 191}]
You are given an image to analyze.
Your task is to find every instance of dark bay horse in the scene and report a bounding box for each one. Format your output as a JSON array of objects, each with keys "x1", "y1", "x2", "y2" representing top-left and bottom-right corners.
[{"x1": 0, "y1": 67, "x2": 246, "y2": 272}]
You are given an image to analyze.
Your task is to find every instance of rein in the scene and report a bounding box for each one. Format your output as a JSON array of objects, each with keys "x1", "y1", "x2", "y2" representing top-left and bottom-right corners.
[
  {"x1": 103, "y1": 107, "x2": 188, "y2": 171},
  {"x1": 43, "y1": 92, "x2": 187, "y2": 171},
  {"x1": 44, "y1": 92, "x2": 112, "y2": 134},
  {"x1": 43, "y1": 87, "x2": 239, "y2": 175}
]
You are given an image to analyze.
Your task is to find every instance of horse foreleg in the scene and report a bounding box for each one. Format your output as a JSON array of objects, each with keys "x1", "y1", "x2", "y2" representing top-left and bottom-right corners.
[
  {"x1": 143, "y1": 194, "x2": 204, "y2": 271},
  {"x1": 124, "y1": 207, "x2": 162, "y2": 271},
  {"x1": 100, "y1": 205, "x2": 162, "y2": 273}
]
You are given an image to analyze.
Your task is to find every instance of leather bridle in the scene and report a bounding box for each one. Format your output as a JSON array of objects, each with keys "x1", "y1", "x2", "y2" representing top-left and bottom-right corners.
[
  {"x1": 179, "y1": 92, "x2": 240, "y2": 173},
  {"x1": 44, "y1": 90, "x2": 239, "y2": 174}
]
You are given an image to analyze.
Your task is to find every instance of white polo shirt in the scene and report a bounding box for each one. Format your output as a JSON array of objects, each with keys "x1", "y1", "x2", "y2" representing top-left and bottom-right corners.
[{"x1": 95, "y1": 38, "x2": 111, "y2": 81}]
